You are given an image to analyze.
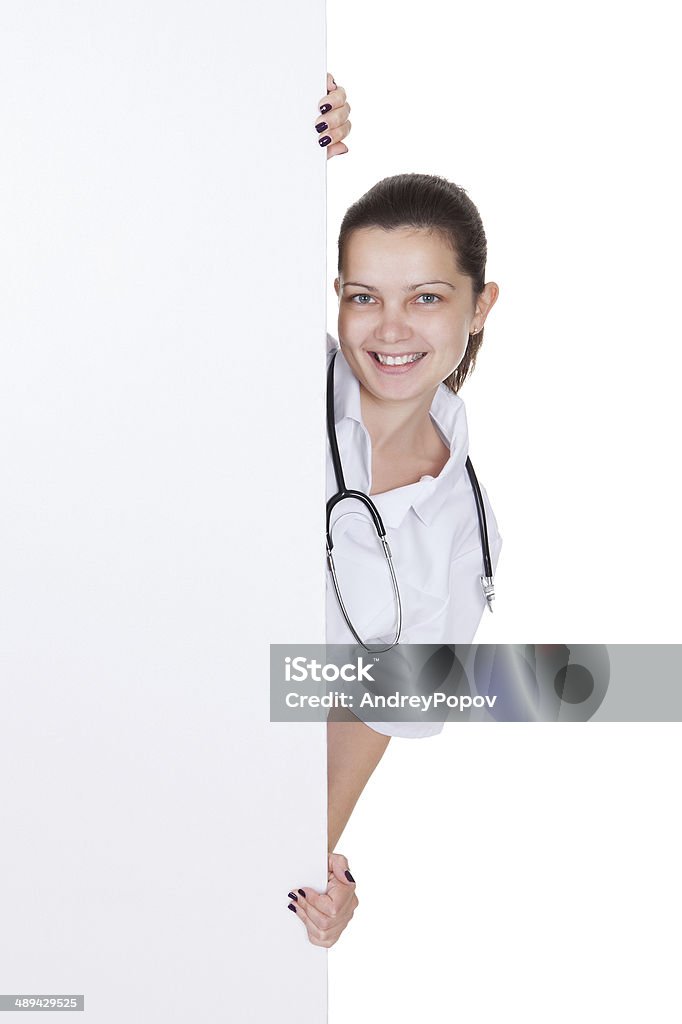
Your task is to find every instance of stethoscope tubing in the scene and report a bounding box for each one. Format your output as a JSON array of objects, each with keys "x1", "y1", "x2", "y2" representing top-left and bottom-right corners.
[{"x1": 325, "y1": 349, "x2": 494, "y2": 649}]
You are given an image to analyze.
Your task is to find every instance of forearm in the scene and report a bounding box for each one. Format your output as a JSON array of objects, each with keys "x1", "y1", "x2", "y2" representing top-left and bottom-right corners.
[{"x1": 327, "y1": 715, "x2": 391, "y2": 853}]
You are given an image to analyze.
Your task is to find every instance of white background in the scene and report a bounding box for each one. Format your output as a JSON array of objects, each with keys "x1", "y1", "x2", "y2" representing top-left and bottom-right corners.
[
  {"x1": 326, "y1": 0, "x2": 682, "y2": 642},
  {"x1": 326, "y1": 2, "x2": 681, "y2": 1021},
  {"x1": 0, "y1": 2, "x2": 328, "y2": 1021}
]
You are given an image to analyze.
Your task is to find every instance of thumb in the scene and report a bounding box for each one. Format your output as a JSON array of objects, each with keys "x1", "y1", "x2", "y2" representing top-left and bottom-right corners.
[{"x1": 328, "y1": 851, "x2": 356, "y2": 886}]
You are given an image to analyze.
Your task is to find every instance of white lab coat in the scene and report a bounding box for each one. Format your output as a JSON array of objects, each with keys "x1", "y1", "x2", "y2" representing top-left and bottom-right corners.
[{"x1": 325, "y1": 333, "x2": 503, "y2": 738}]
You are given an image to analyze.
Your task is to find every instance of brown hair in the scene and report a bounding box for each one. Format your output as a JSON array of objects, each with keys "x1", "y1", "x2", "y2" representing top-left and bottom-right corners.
[{"x1": 337, "y1": 172, "x2": 489, "y2": 394}]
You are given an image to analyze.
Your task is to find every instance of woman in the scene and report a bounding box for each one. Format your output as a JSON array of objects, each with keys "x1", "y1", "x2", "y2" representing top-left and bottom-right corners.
[
  {"x1": 325, "y1": 175, "x2": 502, "y2": 684},
  {"x1": 288, "y1": 73, "x2": 502, "y2": 948}
]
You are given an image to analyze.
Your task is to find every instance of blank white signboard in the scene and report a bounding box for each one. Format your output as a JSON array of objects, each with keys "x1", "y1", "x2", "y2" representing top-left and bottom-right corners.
[{"x1": 0, "y1": 3, "x2": 328, "y2": 1021}]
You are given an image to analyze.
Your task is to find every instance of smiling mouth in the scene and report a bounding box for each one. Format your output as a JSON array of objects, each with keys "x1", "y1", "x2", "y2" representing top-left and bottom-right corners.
[{"x1": 369, "y1": 351, "x2": 427, "y2": 366}]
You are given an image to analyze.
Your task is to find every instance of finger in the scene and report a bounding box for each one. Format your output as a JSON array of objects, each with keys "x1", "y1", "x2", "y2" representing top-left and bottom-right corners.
[
  {"x1": 314, "y1": 874, "x2": 359, "y2": 922},
  {"x1": 309, "y1": 893, "x2": 359, "y2": 948},
  {"x1": 314, "y1": 100, "x2": 350, "y2": 135},
  {"x1": 326, "y1": 142, "x2": 349, "y2": 161},
  {"x1": 328, "y1": 851, "x2": 356, "y2": 887},
  {"x1": 318, "y1": 82, "x2": 347, "y2": 115},
  {"x1": 299, "y1": 903, "x2": 349, "y2": 948},
  {"x1": 296, "y1": 889, "x2": 338, "y2": 932},
  {"x1": 324, "y1": 880, "x2": 359, "y2": 917},
  {"x1": 286, "y1": 894, "x2": 337, "y2": 939},
  {"x1": 325, "y1": 888, "x2": 359, "y2": 927},
  {"x1": 291, "y1": 899, "x2": 338, "y2": 947},
  {"x1": 318, "y1": 120, "x2": 351, "y2": 153}
]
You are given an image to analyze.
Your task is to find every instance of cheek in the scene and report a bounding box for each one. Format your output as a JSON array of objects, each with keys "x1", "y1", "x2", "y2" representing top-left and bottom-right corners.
[
  {"x1": 448, "y1": 348, "x2": 466, "y2": 372},
  {"x1": 337, "y1": 313, "x2": 368, "y2": 353},
  {"x1": 337, "y1": 306, "x2": 355, "y2": 335},
  {"x1": 441, "y1": 325, "x2": 469, "y2": 362}
]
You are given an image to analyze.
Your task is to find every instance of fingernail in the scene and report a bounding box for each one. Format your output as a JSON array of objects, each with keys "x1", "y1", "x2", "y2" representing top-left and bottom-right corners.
[
  {"x1": 287, "y1": 891, "x2": 298, "y2": 901},
  {"x1": 319, "y1": 136, "x2": 331, "y2": 147},
  {"x1": 319, "y1": 103, "x2": 332, "y2": 114},
  {"x1": 315, "y1": 122, "x2": 328, "y2": 134},
  {"x1": 298, "y1": 888, "x2": 307, "y2": 898},
  {"x1": 288, "y1": 903, "x2": 297, "y2": 913},
  {"x1": 345, "y1": 870, "x2": 355, "y2": 883}
]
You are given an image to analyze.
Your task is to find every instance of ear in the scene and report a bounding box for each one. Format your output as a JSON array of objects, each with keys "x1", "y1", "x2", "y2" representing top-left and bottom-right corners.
[
  {"x1": 334, "y1": 277, "x2": 341, "y2": 298},
  {"x1": 474, "y1": 281, "x2": 499, "y2": 329}
]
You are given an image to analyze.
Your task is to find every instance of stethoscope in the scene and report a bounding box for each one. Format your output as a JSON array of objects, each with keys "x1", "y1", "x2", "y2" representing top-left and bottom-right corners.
[{"x1": 326, "y1": 349, "x2": 495, "y2": 653}]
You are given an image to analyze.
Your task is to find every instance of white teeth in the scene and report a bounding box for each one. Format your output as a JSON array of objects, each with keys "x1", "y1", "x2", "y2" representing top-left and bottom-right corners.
[{"x1": 374, "y1": 352, "x2": 425, "y2": 366}]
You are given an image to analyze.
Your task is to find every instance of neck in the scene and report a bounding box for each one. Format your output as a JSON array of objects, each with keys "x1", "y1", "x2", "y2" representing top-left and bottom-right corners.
[{"x1": 359, "y1": 383, "x2": 438, "y2": 455}]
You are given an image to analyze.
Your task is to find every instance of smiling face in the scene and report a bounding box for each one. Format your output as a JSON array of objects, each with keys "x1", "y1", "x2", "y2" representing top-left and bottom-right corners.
[{"x1": 334, "y1": 226, "x2": 497, "y2": 404}]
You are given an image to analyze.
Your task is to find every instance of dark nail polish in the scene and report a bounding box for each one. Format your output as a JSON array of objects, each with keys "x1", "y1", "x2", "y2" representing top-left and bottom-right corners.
[
  {"x1": 345, "y1": 870, "x2": 355, "y2": 883},
  {"x1": 298, "y1": 888, "x2": 306, "y2": 898},
  {"x1": 287, "y1": 891, "x2": 298, "y2": 901},
  {"x1": 319, "y1": 136, "x2": 331, "y2": 147},
  {"x1": 319, "y1": 103, "x2": 332, "y2": 114},
  {"x1": 315, "y1": 122, "x2": 328, "y2": 134},
  {"x1": 288, "y1": 903, "x2": 297, "y2": 913}
]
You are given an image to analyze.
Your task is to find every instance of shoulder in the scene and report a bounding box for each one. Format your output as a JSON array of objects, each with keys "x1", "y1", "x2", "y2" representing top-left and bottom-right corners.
[
  {"x1": 326, "y1": 332, "x2": 340, "y2": 370},
  {"x1": 327, "y1": 332, "x2": 340, "y2": 356}
]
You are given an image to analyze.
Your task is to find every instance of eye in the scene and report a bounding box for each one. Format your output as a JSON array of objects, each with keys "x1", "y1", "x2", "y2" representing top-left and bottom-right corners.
[{"x1": 348, "y1": 292, "x2": 443, "y2": 305}]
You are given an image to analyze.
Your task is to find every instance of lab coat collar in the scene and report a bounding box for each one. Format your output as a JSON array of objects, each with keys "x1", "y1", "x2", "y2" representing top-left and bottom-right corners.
[{"x1": 328, "y1": 336, "x2": 470, "y2": 530}]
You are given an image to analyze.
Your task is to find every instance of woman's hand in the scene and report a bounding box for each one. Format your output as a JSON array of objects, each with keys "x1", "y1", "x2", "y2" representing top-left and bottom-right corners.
[
  {"x1": 315, "y1": 73, "x2": 351, "y2": 159},
  {"x1": 287, "y1": 852, "x2": 359, "y2": 947}
]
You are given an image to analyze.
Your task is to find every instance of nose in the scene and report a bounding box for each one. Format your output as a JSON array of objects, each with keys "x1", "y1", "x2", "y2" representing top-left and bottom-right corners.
[{"x1": 373, "y1": 308, "x2": 414, "y2": 346}]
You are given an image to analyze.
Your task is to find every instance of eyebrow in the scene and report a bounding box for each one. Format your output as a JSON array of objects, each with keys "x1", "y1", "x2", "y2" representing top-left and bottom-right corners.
[{"x1": 341, "y1": 280, "x2": 456, "y2": 292}]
